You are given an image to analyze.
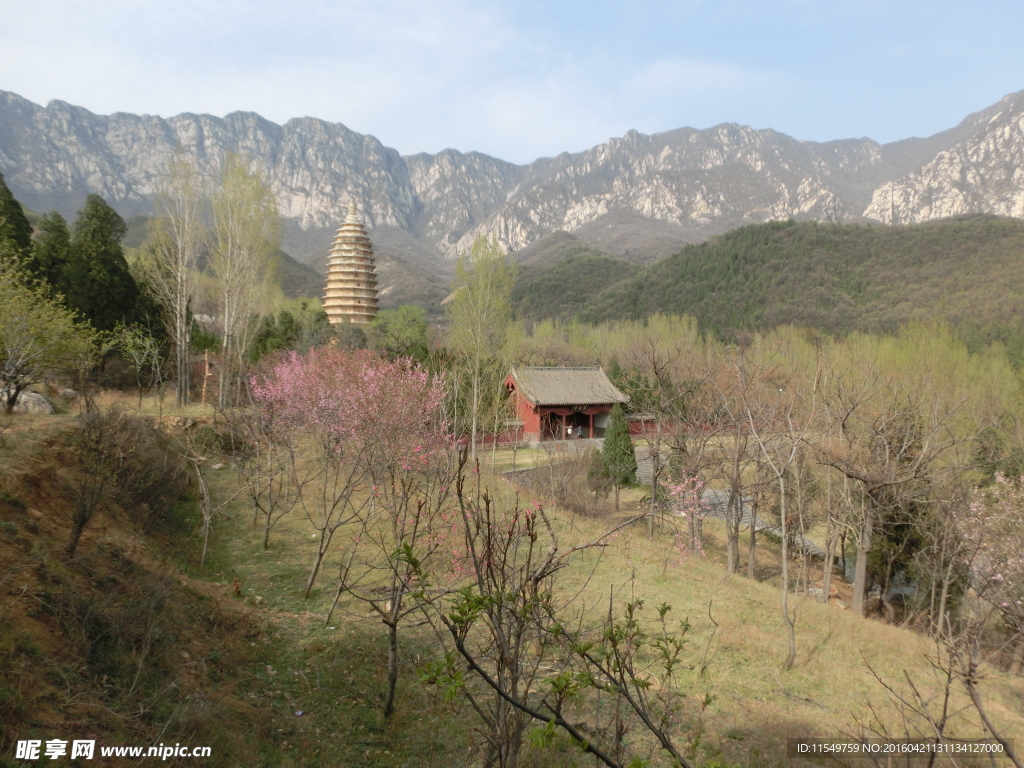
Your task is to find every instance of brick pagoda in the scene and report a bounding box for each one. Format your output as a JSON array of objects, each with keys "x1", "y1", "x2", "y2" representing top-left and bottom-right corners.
[{"x1": 323, "y1": 200, "x2": 379, "y2": 325}]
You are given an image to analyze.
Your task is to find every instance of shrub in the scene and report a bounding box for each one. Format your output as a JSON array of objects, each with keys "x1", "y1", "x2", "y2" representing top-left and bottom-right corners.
[
  {"x1": 62, "y1": 408, "x2": 192, "y2": 557},
  {"x1": 513, "y1": 451, "x2": 605, "y2": 516}
]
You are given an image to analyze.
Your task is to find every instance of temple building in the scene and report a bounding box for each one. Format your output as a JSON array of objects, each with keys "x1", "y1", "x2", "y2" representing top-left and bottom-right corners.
[
  {"x1": 504, "y1": 366, "x2": 630, "y2": 443},
  {"x1": 323, "y1": 200, "x2": 379, "y2": 325}
]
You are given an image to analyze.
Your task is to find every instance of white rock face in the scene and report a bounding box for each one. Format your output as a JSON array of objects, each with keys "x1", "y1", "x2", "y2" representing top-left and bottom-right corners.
[
  {"x1": 445, "y1": 122, "x2": 901, "y2": 257},
  {"x1": 863, "y1": 93, "x2": 1024, "y2": 224},
  {"x1": 2, "y1": 89, "x2": 1023, "y2": 266}
]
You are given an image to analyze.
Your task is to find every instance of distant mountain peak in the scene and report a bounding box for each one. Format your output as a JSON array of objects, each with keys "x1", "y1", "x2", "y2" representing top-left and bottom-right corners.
[{"x1": 2, "y1": 88, "x2": 1023, "y2": 308}]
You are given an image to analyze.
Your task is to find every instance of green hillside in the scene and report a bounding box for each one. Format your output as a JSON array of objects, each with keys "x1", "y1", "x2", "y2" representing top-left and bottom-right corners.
[
  {"x1": 550, "y1": 216, "x2": 1024, "y2": 360},
  {"x1": 512, "y1": 250, "x2": 639, "y2": 320}
]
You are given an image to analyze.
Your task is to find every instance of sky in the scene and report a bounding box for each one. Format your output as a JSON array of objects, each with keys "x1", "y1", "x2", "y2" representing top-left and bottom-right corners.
[{"x1": 2, "y1": 0, "x2": 1023, "y2": 164}]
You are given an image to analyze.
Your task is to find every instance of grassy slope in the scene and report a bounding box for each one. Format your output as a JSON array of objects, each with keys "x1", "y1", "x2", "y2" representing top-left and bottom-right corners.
[
  {"x1": 499, "y1": 451, "x2": 1024, "y2": 759},
  {"x1": 513, "y1": 217, "x2": 1024, "y2": 362},
  {"x1": 0, "y1": 400, "x2": 477, "y2": 768},
  {"x1": 565, "y1": 514, "x2": 1024, "y2": 755},
  {"x1": 3, "y1": 405, "x2": 1022, "y2": 767},
  {"x1": 213, "y1": 439, "x2": 1024, "y2": 766},
  {"x1": 0, "y1": 407, "x2": 272, "y2": 767}
]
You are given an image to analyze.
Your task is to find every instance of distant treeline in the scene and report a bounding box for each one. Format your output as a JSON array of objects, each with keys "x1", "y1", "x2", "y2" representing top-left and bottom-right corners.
[{"x1": 512, "y1": 217, "x2": 1024, "y2": 363}]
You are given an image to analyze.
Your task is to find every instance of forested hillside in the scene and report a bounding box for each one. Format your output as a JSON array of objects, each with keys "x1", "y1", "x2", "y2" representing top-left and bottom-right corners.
[
  {"x1": 513, "y1": 217, "x2": 1024, "y2": 362},
  {"x1": 512, "y1": 250, "x2": 640, "y2": 321}
]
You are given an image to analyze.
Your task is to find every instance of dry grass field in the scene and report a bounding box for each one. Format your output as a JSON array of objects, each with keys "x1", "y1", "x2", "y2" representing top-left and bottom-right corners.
[{"x1": 209, "y1": 439, "x2": 1024, "y2": 766}]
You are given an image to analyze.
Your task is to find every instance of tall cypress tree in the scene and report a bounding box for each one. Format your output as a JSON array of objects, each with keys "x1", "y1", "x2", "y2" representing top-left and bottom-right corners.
[
  {"x1": 64, "y1": 194, "x2": 139, "y2": 331},
  {"x1": 0, "y1": 171, "x2": 33, "y2": 257},
  {"x1": 28, "y1": 212, "x2": 71, "y2": 290},
  {"x1": 599, "y1": 402, "x2": 637, "y2": 510}
]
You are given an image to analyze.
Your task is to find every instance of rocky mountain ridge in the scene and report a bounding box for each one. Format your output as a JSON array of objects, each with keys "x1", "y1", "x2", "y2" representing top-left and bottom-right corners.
[
  {"x1": 864, "y1": 93, "x2": 1024, "y2": 223},
  {"x1": 2, "y1": 88, "x2": 1022, "y2": 280}
]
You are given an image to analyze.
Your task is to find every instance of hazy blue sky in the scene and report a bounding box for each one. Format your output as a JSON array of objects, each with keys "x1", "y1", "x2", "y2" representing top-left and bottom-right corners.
[{"x1": 2, "y1": 0, "x2": 1022, "y2": 163}]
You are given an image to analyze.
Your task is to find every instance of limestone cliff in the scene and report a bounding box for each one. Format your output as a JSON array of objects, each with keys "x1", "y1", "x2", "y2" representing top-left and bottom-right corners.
[
  {"x1": 863, "y1": 92, "x2": 1024, "y2": 223},
  {"x1": 2, "y1": 88, "x2": 1022, "y2": 275}
]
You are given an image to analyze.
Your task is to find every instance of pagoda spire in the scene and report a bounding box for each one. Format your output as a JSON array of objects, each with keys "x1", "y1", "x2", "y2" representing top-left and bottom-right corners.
[{"x1": 322, "y1": 200, "x2": 379, "y2": 325}]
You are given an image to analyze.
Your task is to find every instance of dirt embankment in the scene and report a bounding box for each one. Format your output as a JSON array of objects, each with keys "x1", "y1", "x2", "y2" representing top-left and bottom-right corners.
[{"x1": 0, "y1": 412, "x2": 270, "y2": 767}]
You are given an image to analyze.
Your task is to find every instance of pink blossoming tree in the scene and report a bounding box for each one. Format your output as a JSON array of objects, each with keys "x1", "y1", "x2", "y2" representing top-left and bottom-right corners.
[
  {"x1": 253, "y1": 345, "x2": 455, "y2": 719},
  {"x1": 931, "y1": 474, "x2": 1024, "y2": 766},
  {"x1": 252, "y1": 347, "x2": 375, "y2": 598},
  {"x1": 665, "y1": 476, "x2": 709, "y2": 558},
  {"x1": 326, "y1": 354, "x2": 454, "y2": 719},
  {"x1": 961, "y1": 474, "x2": 1024, "y2": 635}
]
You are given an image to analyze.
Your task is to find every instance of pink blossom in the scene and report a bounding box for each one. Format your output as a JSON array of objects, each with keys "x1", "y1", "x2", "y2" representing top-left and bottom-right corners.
[{"x1": 961, "y1": 475, "x2": 1024, "y2": 630}]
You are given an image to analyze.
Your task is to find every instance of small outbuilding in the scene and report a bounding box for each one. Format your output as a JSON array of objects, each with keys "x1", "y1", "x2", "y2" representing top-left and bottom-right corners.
[{"x1": 505, "y1": 366, "x2": 629, "y2": 443}]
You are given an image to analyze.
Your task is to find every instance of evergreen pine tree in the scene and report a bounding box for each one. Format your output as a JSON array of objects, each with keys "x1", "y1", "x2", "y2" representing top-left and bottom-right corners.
[
  {"x1": 27, "y1": 211, "x2": 71, "y2": 290},
  {"x1": 599, "y1": 402, "x2": 637, "y2": 510},
  {"x1": 64, "y1": 194, "x2": 140, "y2": 331},
  {"x1": 0, "y1": 171, "x2": 33, "y2": 256}
]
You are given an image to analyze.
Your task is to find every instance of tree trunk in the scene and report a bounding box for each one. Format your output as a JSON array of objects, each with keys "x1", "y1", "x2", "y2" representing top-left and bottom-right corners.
[
  {"x1": 452, "y1": 373, "x2": 460, "y2": 442},
  {"x1": 964, "y1": 671, "x2": 1024, "y2": 768},
  {"x1": 649, "y1": 420, "x2": 661, "y2": 539},
  {"x1": 262, "y1": 515, "x2": 272, "y2": 549},
  {"x1": 822, "y1": 516, "x2": 837, "y2": 605},
  {"x1": 3, "y1": 385, "x2": 24, "y2": 415},
  {"x1": 747, "y1": 501, "x2": 758, "y2": 580},
  {"x1": 851, "y1": 505, "x2": 874, "y2": 617},
  {"x1": 779, "y1": 476, "x2": 796, "y2": 671},
  {"x1": 821, "y1": 470, "x2": 834, "y2": 603},
  {"x1": 176, "y1": 318, "x2": 189, "y2": 408},
  {"x1": 470, "y1": 356, "x2": 480, "y2": 461},
  {"x1": 383, "y1": 616, "x2": 399, "y2": 719},
  {"x1": 613, "y1": 691, "x2": 624, "y2": 765},
  {"x1": 838, "y1": 528, "x2": 847, "y2": 578},
  {"x1": 935, "y1": 558, "x2": 956, "y2": 637},
  {"x1": 726, "y1": 432, "x2": 743, "y2": 574},
  {"x1": 796, "y1": 488, "x2": 808, "y2": 594},
  {"x1": 65, "y1": 516, "x2": 87, "y2": 560},
  {"x1": 304, "y1": 531, "x2": 334, "y2": 599},
  {"x1": 490, "y1": 394, "x2": 504, "y2": 467},
  {"x1": 486, "y1": 690, "x2": 526, "y2": 768},
  {"x1": 1010, "y1": 637, "x2": 1024, "y2": 677},
  {"x1": 880, "y1": 560, "x2": 895, "y2": 623},
  {"x1": 218, "y1": 314, "x2": 232, "y2": 409},
  {"x1": 725, "y1": 491, "x2": 737, "y2": 573},
  {"x1": 177, "y1": 265, "x2": 191, "y2": 408}
]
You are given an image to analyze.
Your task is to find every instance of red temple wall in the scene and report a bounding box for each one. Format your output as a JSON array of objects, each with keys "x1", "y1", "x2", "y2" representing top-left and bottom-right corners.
[{"x1": 516, "y1": 394, "x2": 541, "y2": 438}]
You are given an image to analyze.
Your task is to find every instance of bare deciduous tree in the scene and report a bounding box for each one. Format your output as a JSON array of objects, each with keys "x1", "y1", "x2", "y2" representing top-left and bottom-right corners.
[
  {"x1": 739, "y1": 356, "x2": 818, "y2": 670},
  {"x1": 210, "y1": 153, "x2": 280, "y2": 407},
  {"x1": 144, "y1": 151, "x2": 204, "y2": 407},
  {"x1": 447, "y1": 236, "x2": 516, "y2": 460},
  {"x1": 413, "y1": 453, "x2": 704, "y2": 768}
]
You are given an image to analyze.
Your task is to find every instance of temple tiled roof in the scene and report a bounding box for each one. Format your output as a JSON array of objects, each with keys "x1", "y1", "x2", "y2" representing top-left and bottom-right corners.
[{"x1": 510, "y1": 366, "x2": 628, "y2": 406}]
